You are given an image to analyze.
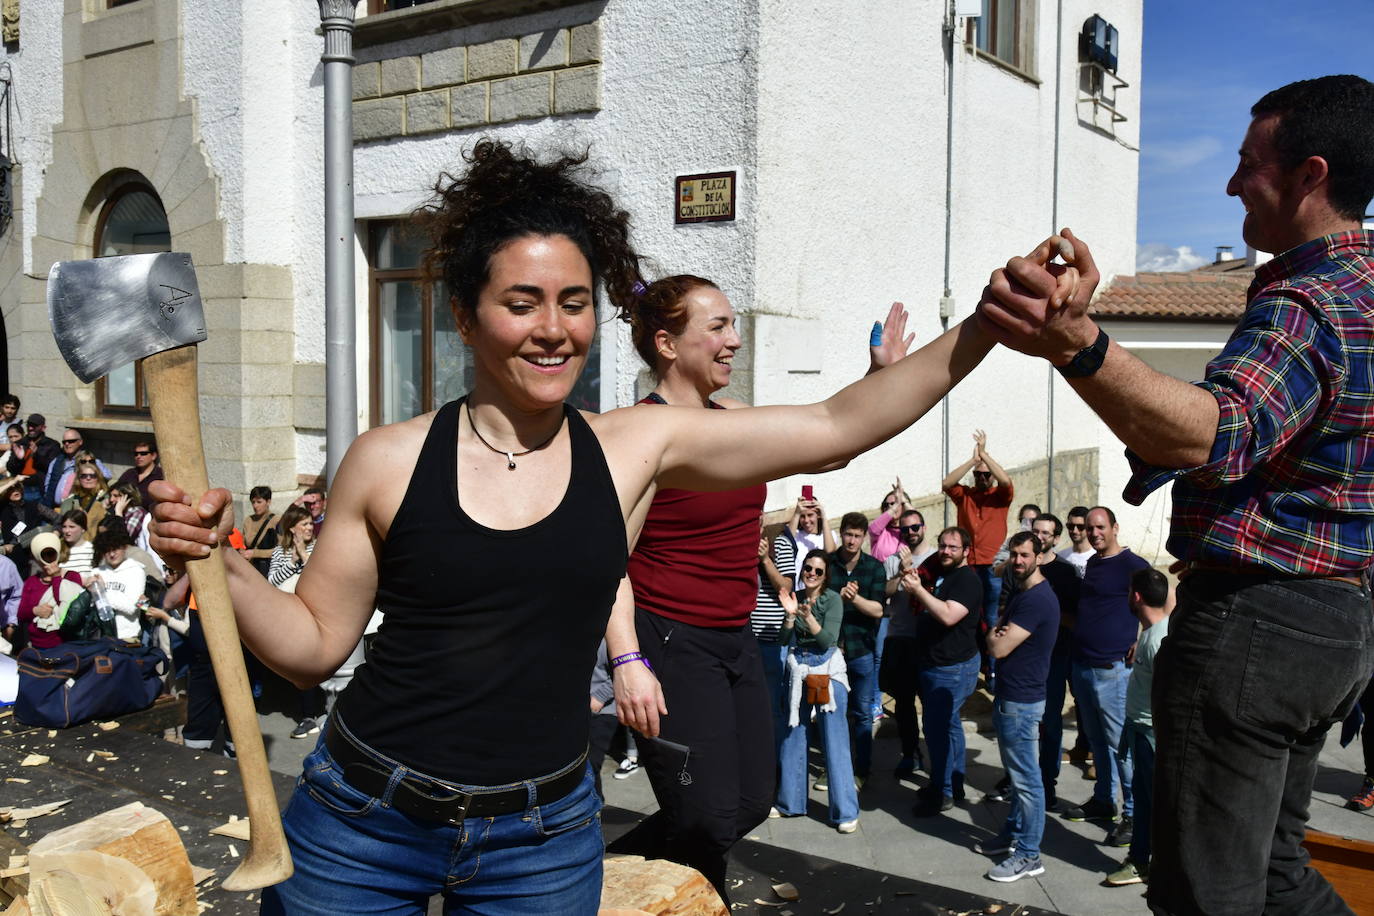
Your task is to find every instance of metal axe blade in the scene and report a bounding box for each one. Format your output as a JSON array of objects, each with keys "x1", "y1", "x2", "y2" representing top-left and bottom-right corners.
[{"x1": 47, "y1": 252, "x2": 207, "y2": 383}]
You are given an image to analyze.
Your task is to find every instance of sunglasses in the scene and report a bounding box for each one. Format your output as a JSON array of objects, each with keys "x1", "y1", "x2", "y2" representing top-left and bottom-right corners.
[
  {"x1": 62, "y1": 439, "x2": 80, "y2": 445},
  {"x1": 1066, "y1": 523, "x2": 1086, "y2": 530},
  {"x1": 801, "y1": 565, "x2": 826, "y2": 576},
  {"x1": 79, "y1": 473, "x2": 98, "y2": 480},
  {"x1": 133, "y1": 450, "x2": 152, "y2": 456},
  {"x1": 973, "y1": 471, "x2": 992, "y2": 478},
  {"x1": 899, "y1": 523, "x2": 924, "y2": 532}
]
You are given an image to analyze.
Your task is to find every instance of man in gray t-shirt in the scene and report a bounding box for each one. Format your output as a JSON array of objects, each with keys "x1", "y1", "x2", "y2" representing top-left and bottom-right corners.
[{"x1": 878, "y1": 508, "x2": 935, "y2": 780}]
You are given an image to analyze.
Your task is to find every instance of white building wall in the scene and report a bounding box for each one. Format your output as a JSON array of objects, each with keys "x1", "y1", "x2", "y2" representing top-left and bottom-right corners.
[
  {"x1": 4, "y1": 0, "x2": 63, "y2": 275},
  {"x1": 750, "y1": 0, "x2": 1141, "y2": 524}
]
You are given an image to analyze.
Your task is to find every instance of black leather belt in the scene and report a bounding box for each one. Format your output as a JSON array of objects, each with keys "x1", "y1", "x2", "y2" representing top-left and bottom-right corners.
[{"x1": 325, "y1": 718, "x2": 586, "y2": 826}]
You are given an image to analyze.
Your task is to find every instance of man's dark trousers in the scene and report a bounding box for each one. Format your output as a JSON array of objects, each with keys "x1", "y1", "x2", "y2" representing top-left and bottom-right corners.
[{"x1": 1148, "y1": 572, "x2": 1374, "y2": 916}]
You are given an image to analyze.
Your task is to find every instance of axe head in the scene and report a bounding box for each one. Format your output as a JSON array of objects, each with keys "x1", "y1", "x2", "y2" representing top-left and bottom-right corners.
[{"x1": 47, "y1": 252, "x2": 207, "y2": 383}]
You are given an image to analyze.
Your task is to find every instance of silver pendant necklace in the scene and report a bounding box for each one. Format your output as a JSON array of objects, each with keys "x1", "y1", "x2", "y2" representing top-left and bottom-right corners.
[{"x1": 465, "y1": 400, "x2": 566, "y2": 470}]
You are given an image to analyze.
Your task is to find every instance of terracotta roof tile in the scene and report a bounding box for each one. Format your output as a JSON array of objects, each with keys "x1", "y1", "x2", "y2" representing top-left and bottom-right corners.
[{"x1": 1092, "y1": 270, "x2": 1251, "y2": 321}]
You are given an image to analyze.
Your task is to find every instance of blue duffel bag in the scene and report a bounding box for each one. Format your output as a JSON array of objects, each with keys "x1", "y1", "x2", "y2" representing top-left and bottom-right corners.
[{"x1": 15, "y1": 638, "x2": 168, "y2": 728}]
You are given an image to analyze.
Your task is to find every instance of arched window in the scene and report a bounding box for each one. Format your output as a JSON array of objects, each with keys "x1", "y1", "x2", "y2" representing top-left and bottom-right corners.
[{"x1": 93, "y1": 182, "x2": 170, "y2": 414}]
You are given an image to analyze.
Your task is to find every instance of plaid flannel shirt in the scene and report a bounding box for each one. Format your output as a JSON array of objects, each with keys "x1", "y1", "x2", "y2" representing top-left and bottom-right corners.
[
  {"x1": 829, "y1": 549, "x2": 888, "y2": 658},
  {"x1": 1124, "y1": 231, "x2": 1374, "y2": 575}
]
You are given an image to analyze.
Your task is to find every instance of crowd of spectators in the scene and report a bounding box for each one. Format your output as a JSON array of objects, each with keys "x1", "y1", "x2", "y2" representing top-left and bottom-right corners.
[
  {"x1": 587, "y1": 433, "x2": 1372, "y2": 887},
  {"x1": 0, "y1": 392, "x2": 333, "y2": 750}
]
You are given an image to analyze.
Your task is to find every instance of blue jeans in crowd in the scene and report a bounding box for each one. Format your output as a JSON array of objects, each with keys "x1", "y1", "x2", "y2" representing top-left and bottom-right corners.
[
  {"x1": 845, "y1": 650, "x2": 877, "y2": 779},
  {"x1": 261, "y1": 719, "x2": 603, "y2": 916},
  {"x1": 1039, "y1": 646, "x2": 1072, "y2": 800},
  {"x1": 1121, "y1": 721, "x2": 1154, "y2": 866},
  {"x1": 916, "y1": 654, "x2": 980, "y2": 799},
  {"x1": 757, "y1": 639, "x2": 790, "y2": 756},
  {"x1": 993, "y1": 697, "x2": 1047, "y2": 859},
  {"x1": 974, "y1": 565, "x2": 1003, "y2": 684},
  {"x1": 1070, "y1": 658, "x2": 1132, "y2": 816},
  {"x1": 776, "y1": 648, "x2": 860, "y2": 825},
  {"x1": 1147, "y1": 572, "x2": 1374, "y2": 916}
]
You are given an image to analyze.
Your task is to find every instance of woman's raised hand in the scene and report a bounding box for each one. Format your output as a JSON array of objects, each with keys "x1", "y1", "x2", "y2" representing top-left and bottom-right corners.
[{"x1": 867, "y1": 302, "x2": 916, "y2": 373}]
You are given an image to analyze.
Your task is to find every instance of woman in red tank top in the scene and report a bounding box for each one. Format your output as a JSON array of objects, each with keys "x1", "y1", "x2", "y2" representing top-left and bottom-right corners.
[{"x1": 607, "y1": 277, "x2": 769, "y2": 897}]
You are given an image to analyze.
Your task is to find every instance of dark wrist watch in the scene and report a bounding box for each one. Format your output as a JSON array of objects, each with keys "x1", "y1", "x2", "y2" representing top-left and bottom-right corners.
[{"x1": 1055, "y1": 328, "x2": 1109, "y2": 378}]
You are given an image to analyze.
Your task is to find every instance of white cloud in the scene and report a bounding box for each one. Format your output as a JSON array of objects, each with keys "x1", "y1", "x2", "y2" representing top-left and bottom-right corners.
[
  {"x1": 1137, "y1": 243, "x2": 1208, "y2": 273},
  {"x1": 1142, "y1": 136, "x2": 1224, "y2": 173}
]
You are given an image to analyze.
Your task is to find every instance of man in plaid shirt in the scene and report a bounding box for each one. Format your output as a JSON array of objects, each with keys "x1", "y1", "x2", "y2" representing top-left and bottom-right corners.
[{"x1": 977, "y1": 75, "x2": 1374, "y2": 915}]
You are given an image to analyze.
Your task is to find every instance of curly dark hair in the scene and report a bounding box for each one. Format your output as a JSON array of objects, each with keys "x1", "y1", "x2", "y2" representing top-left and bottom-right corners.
[
  {"x1": 92, "y1": 523, "x2": 133, "y2": 559},
  {"x1": 415, "y1": 140, "x2": 645, "y2": 320},
  {"x1": 627, "y1": 274, "x2": 720, "y2": 375}
]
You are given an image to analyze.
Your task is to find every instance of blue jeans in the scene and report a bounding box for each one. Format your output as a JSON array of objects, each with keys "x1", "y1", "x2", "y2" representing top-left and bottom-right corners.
[
  {"x1": 1148, "y1": 572, "x2": 1374, "y2": 916},
  {"x1": 1039, "y1": 646, "x2": 1071, "y2": 796},
  {"x1": 757, "y1": 639, "x2": 790, "y2": 756},
  {"x1": 261, "y1": 721, "x2": 603, "y2": 915},
  {"x1": 916, "y1": 654, "x2": 979, "y2": 798},
  {"x1": 1071, "y1": 659, "x2": 1133, "y2": 815},
  {"x1": 1121, "y1": 721, "x2": 1154, "y2": 865},
  {"x1": 845, "y1": 650, "x2": 876, "y2": 778},
  {"x1": 994, "y1": 697, "x2": 1047, "y2": 858},
  {"x1": 975, "y1": 565, "x2": 1003, "y2": 681},
  {"x1": 777, "y1": 648, "x2": 859, "y2": 824}
]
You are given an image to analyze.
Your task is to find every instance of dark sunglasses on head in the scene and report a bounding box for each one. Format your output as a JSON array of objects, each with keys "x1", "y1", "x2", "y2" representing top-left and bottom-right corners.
[
  {"x1": 133, "y1": 450, "x2": 152, "y2": 456},
  {"x1": 801, "y1": 565, "x2": 826, "y2": 576}
]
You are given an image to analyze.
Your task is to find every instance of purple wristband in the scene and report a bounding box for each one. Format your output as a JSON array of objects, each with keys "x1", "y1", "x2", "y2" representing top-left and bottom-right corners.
[{"x1": 610, "y1": 652, "x2": 653, "y2": 672}]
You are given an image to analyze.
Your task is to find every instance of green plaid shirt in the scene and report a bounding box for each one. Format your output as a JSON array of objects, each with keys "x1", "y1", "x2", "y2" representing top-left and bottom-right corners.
[{"x1": 828, "y1": 549, "x2": 888, "y2": 658}]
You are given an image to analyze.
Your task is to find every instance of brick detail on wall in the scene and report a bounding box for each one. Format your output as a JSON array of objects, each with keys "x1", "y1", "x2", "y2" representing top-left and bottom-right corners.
[{"x1": 353, "y1": 21, "x2": 601, "y2": 144}]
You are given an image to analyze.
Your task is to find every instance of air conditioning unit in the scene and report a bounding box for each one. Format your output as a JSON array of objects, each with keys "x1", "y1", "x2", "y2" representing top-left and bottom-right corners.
[{"x1": 1080, "y1": 14, "x2": 1119, "y2": 74}]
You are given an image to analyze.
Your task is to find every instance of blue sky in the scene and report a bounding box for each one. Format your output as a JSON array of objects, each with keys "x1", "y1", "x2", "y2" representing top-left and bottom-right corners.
[{"x1": 1136, "y1": 0, "x2": 1374, "y2": 270}]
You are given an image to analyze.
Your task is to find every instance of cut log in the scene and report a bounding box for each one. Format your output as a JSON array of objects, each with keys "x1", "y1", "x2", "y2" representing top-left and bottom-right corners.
[
  {"x1": 599, "y1": 856, "x2": 727, "y2": 916},
  {"x1": 28, "y1": 803, "x2": 195, "y2": 916},
  {"x1": 24, "y1": 850, "x2": 153, "y2": 916}
]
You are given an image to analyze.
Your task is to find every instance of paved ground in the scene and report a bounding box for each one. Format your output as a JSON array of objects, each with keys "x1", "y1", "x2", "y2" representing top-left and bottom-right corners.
[{"x1": 252, "y1": 678, "x2": 1374, "y2": 915}]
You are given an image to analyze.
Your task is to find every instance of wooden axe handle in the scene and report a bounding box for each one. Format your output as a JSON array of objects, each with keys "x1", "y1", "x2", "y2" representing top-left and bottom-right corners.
[{"x1": 144, "y1": 346, "x2": 293, "y2": 891}]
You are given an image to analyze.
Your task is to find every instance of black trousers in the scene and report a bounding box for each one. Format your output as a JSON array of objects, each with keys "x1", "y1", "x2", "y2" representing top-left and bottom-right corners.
[
  {"x1": 878, "y1": 635, "x2": 923, "y2": 762},
  {"x1": 606, "y1": 609, "x2": 775, "y2": 903}
]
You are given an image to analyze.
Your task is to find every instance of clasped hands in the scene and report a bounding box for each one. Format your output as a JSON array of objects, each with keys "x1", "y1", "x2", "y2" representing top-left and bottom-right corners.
[{"x1": 975, "y1": 227, "x2": 1103, "y2": 365}]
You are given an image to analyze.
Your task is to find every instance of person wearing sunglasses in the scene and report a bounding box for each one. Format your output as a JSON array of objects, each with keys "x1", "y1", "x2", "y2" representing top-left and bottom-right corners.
[
  {"x1": 1056, "y1": 506, "x2": 1094, "y2": 578},
  {"x1": 941, "y1": 430, "x2": 1014, "y2": 639},
  {"x1": 114, "y1": 441, "x2": 164, "y2": 508},
  {"x1": 773, "y1": 549, "x2": 858, "y2": 833},
  {"x1": 880, "y1": 508, "x2": 935, "y2": 781},
  {"x1": 58, "y1": 461, "x2": 109, "y2": 540},
  {"x1": 40, "y1": 428, "x2": 110, "y2": 511}
]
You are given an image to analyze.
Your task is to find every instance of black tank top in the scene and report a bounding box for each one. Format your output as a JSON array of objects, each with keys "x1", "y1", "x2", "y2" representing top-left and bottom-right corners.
[{"x1": 337, "y1": 398, "x2": 627, "y2": 784}]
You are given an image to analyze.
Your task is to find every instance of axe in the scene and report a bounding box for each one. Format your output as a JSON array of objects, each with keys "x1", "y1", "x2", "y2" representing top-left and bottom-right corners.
[{"x1": 47, "y1": 252, "x2": 293, "y2": 890}]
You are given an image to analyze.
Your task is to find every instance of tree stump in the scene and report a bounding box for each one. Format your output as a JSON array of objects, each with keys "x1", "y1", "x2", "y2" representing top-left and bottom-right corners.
[
  {"x1": 23, "y1": 803, "x2": 195, "y2": 916},
  {"x1": 599, "y1": 855, "x2": 727, "y2": 916}
]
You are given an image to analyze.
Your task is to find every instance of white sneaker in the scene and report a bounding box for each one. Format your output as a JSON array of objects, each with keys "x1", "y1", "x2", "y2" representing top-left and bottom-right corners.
[
  {"x1": 613, "y1": 757, "x2": 639, "y2": 779},
  {"x1": 837, "y1": 819, "x2": 859, "y2": 834},
  {"x1": 768, "y1": 806, "x2": 782, "y2": 818}
]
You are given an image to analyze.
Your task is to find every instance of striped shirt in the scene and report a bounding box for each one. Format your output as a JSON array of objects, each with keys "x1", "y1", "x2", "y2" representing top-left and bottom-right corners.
[
  {"x1": 1125, "y1": 231, "x2": 1374, "y2": 575},
  {"x1": 751, "y1": 532, "x2": 796, "y2": 642}
]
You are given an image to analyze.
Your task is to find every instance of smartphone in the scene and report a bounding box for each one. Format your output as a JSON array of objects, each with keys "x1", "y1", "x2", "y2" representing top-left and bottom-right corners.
[{"x1": 801, "y1": 485, "x2": 815, "y2": 501}]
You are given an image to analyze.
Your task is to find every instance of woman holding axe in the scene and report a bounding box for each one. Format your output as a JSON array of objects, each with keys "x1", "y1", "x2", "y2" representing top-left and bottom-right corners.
[{"x1": 151, "y1": 141, "x2": 1077, "y2": 914}]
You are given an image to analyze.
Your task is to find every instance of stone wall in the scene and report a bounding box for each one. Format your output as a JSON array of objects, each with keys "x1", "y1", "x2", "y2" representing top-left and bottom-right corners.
[{"x1": 352, "y1": 21, "x2": 602, "y2": 143}]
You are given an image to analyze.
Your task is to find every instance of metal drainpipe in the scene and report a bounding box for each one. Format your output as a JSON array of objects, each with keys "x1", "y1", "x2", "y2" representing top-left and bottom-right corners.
[
  {"x1": 319, "y1": 1, "x2": 361, "y2": 488},
  {"x1": 941, "y1": 0, "x2": 957, "y2": 530},
  {"x1": 1046, "y1": 0, "x2": 1064, "y2": 513}
]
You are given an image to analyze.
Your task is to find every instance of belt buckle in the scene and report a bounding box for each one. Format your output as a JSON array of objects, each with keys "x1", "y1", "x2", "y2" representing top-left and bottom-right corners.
[{"x1": 445, "y1": 797, "x2": 469, "y2": 827}]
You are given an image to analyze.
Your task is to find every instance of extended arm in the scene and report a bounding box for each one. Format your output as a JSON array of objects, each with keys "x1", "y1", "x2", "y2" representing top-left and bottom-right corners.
[
  {"x1": 976, "y1": 432, "x2": 1013, "y2": 490},
  {"x1": 760, "y1": 539, "x2": 793, "y2": 595},
  {"x1": 635, "y1": 316, "x2": 994, "y2": 492},
  {"x1": 942, "y1": 454, "x2": 977, "y2": 493}
]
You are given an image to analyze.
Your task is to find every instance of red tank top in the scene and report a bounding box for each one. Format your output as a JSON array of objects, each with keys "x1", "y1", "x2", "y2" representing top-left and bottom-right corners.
[{"x1": 627, "y1": 395, "x2": 767, "y2": 628}]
